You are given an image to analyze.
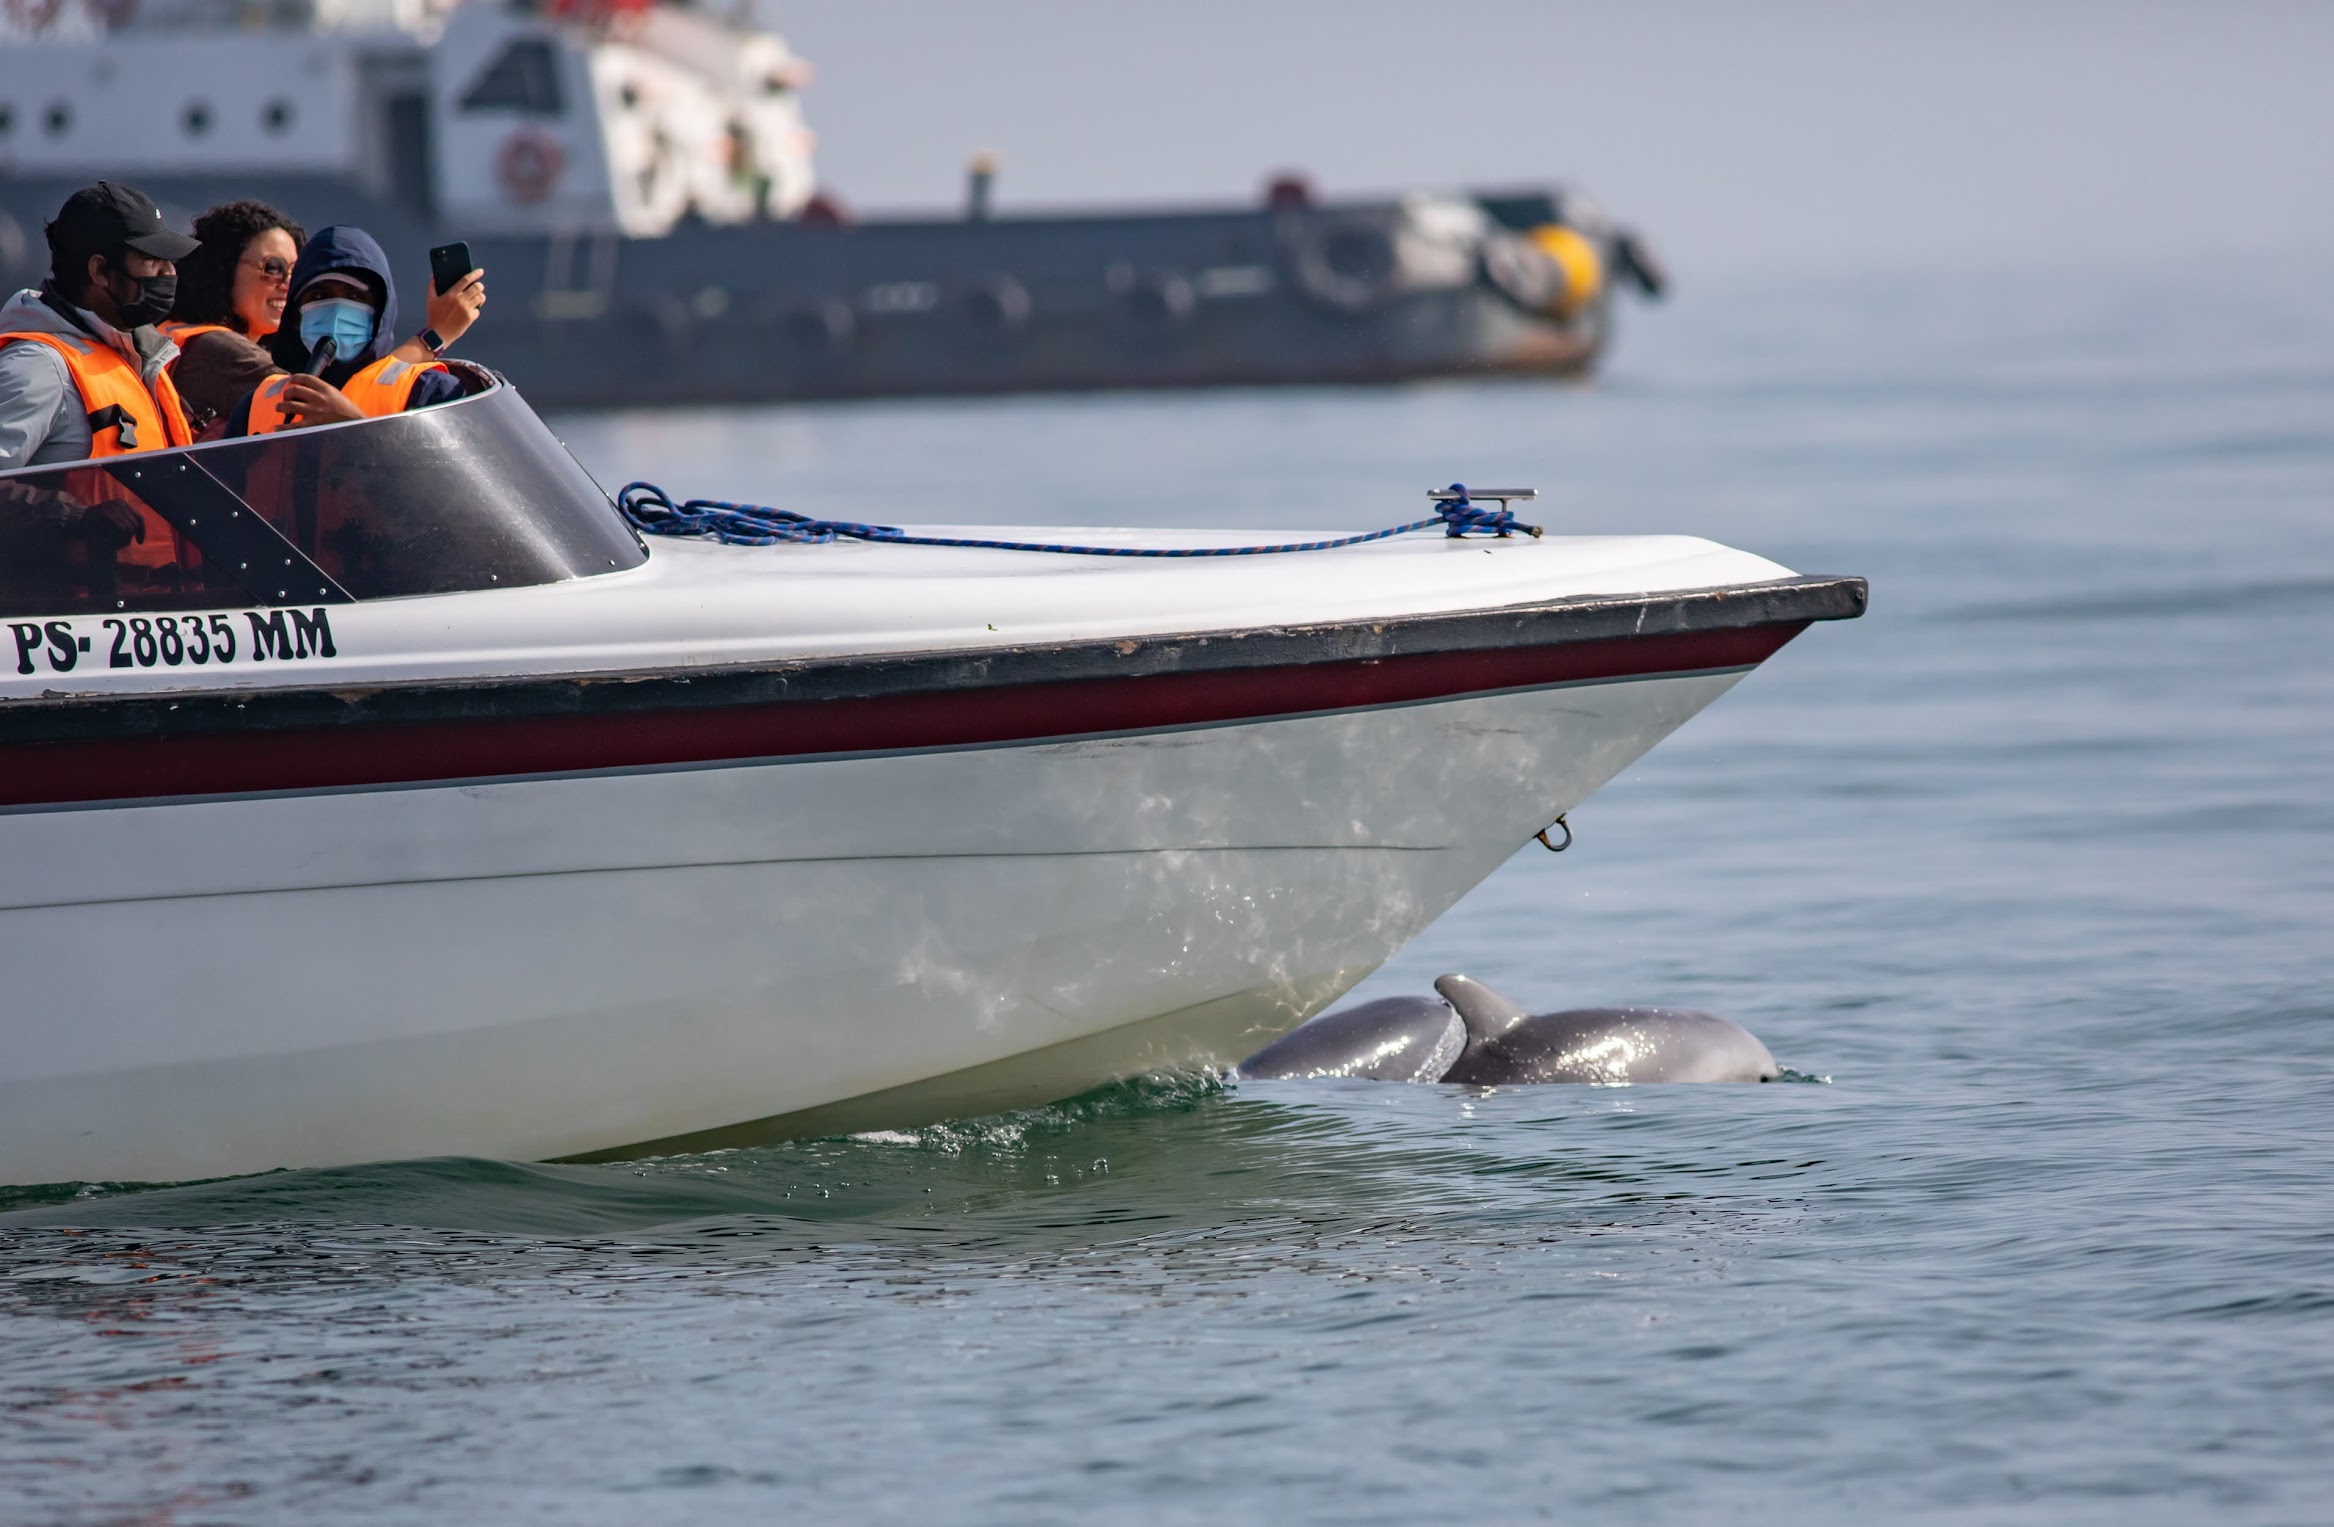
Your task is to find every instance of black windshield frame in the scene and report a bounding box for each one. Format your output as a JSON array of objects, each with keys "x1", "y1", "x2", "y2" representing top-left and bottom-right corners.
[{"x1": 0, "y1": 382, "x2": 646, "y2": 618}]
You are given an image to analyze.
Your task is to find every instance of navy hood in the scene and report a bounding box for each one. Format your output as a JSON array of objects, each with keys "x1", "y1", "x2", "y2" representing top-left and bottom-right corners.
[{"x1": 268, "y1": 224, "x2": 399, "y2": 379}]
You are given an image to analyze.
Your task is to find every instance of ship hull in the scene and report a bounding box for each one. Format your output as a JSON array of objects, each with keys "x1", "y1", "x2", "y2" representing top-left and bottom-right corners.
[{"x1": 0, "y1": 175, "x2": 1619, "y2": 410}]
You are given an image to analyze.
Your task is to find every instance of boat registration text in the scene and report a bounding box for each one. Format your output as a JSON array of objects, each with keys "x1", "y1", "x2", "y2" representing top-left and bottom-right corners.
[{"x1": 9, "y1": 610, "x2": 339, "y2": 675}]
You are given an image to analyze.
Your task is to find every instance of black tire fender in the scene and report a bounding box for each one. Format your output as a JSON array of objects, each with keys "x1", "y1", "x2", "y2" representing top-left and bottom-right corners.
[
  {"x1": 613, "y1": 293, "x2": 690, "y2": 375},
  {"x1": 1276, "y1": 212, "x2": 1404, "y2": 316},
  {"x1": 1476, "y1": 232, "x2": 1566, "y2": 314},
  {"x1": 774, "y1": 295, "x2": 856, "y2": 355},
  {"x1": 950, "y1": 273, "x2": 1032, "y2": 347},
  {"x1": 1113, "y1": 269, "x2": 1197, "y2": 332}
]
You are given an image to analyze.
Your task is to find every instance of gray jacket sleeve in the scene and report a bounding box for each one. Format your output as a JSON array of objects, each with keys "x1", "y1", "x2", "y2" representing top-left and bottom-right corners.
[{"x1": 0, "y1": 341, "x2": 81, "y2": 471}]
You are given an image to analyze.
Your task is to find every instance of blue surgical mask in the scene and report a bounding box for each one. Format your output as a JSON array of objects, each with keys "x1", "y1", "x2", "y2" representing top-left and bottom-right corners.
[{"x1": 297, "y1": 296, "x2": 375, "y2": 360}]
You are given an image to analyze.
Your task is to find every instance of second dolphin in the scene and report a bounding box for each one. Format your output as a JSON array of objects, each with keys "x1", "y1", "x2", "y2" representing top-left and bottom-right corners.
[{"x1": 1235, "y1": 974, "x2": 1778, "y2": 1084}]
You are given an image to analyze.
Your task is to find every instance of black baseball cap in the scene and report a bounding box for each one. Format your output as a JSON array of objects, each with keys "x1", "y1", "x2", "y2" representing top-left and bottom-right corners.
[{"x1": 45, "y1": 181, "x2": 201, "y2": 262}]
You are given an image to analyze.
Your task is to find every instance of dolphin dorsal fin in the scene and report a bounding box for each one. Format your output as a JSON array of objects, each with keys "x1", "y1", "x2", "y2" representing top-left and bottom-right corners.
[{"x1": 1434, "y1": 974, "x2": 1531, "y2": 1044}]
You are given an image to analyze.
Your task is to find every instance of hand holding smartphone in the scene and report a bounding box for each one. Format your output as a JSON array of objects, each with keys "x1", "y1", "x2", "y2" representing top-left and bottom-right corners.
[
  {"x1": 428, "y1": 241, "x2": 475, "y2": 300},
  {"x1": 424, "y1": 241, "x2": 486, "y2": 349}
]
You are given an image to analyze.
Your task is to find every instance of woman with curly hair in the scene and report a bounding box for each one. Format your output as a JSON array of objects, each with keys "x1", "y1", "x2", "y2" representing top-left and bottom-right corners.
[
  {"x1": 167, "y1": 201, "x2": 487, "y2": 433},
  {"x1": 163, "y1": 200, "x2": 305, "y2": 431}
]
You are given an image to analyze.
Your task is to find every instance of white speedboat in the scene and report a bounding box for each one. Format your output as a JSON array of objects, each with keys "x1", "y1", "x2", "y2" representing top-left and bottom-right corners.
[{"x1": 0, "y1": 382, "x2": 1863, "y2": 1186}]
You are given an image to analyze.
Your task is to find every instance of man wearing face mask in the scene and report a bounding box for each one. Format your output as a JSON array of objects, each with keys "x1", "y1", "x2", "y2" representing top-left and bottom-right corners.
[
  {"x1": 227, "y1": 225, "x2": 465, "y2": 437},
  {"x1": 0, "y1": 182, "x2": 201, "y2": 470}
]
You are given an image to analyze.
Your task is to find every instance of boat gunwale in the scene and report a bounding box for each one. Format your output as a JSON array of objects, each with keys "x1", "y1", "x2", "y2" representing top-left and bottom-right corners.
[{"x1": 0, "y1": 574, "x2": 1866, "y2": 747}]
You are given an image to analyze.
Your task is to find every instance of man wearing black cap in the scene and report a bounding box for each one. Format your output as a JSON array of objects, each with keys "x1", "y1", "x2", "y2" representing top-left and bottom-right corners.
[{"x1": 0, "y1": 181, "x2": 202, "y2": 470}]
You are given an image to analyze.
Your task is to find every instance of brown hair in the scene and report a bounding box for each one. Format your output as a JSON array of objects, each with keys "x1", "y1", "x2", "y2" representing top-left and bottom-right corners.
[{"x1": 168, "y1": 200, "x2": 306, "y2": 335}]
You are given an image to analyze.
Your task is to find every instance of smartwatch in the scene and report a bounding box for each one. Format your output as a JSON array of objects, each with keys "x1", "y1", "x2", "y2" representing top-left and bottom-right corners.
[{"x1": 417, "y1": 327, "x2": 448, "y2": 356}]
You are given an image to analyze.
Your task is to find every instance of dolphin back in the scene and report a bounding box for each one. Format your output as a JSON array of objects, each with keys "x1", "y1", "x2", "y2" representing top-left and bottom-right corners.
[
  {"x1": 1440, "y1": 1007, "x2": 1779, "y2": 1085},
  {"x1": 1234, "y1": 996, "x2": 1466, "y2": 1082}
]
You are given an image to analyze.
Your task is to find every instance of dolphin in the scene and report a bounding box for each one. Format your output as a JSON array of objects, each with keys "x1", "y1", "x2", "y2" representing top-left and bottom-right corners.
[
  {"x1": 1233, "y1": 995, "x2": 1467, "y2": 1082},
  {"x1": 1434, "y1": 974, "x2": 1778, "y2": 1084}
]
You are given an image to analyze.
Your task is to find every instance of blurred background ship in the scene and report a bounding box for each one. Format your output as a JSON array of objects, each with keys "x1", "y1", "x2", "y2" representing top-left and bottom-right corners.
[{"x1": 0, "y1": 0, "x2": 1667, "y2": 408}]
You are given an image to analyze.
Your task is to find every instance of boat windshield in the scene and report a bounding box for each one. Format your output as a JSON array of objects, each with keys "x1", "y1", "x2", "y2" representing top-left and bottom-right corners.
[{"x1": 0, "y1": 382, "x2": 646, "y2": 618}]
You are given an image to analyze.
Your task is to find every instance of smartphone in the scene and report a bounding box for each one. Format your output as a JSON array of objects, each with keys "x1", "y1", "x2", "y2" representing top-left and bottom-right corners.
[{"x1": 427, "y1": 241, "x2": 474, "y2": 298}]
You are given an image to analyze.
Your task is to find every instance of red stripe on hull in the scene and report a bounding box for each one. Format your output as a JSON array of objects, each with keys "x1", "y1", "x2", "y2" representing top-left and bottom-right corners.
[{"x1": 0, "y1": 623, "x2": 1802, "y2": 809}]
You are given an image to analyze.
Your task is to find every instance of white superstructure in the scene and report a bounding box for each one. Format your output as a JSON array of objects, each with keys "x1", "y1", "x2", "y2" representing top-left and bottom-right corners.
[{"x1": 0, "y1": 0, "x2": 816, "y2": 234}]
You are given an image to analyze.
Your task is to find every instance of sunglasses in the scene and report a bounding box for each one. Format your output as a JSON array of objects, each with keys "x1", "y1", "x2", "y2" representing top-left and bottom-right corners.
[{"x1": 240, "y1": 255, "x2": 293, "y2": 284}]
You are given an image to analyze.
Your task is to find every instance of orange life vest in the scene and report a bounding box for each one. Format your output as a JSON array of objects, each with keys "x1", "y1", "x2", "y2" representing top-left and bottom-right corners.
[
  {"x1": 0, "y1": 328, "x2": 194, "y2": 457},
  {"x1": 0, "y1": 326, "x2": 198, "y2": 578},
  {"x1": 159, "y1": 321, "x2": 233, "y2": 347},
  {"x1": 244, "y1": 353, "x2": 446, "y2": 436}
]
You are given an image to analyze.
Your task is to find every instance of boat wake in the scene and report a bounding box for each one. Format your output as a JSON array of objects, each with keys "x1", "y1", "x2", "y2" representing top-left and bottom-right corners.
[
  {"x1": 0, "y1": 1063, "x2": 1813, "y2": 1248},
  {"x1": 844, "y1": 1070, "x2": 1231, "y2": 1153},
  {"x1": 0, "y1": 1072, "x2": 1234, "y2": 1235}
]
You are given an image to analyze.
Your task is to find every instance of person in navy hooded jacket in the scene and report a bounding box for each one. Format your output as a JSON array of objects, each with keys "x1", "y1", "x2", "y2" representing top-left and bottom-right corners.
[{"x1": 226, "y1": 225, "x2": 472, "y2": 436}]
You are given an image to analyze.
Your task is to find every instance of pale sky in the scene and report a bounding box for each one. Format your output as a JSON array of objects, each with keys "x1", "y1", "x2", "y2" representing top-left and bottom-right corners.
[{"x1": 760, "y1": 0, "x2": 2334, "y2": 275}]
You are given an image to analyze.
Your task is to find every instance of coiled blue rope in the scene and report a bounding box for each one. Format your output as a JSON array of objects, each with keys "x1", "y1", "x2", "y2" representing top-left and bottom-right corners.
[{"x1": 616, "y1": 481, "x2": 1540, "y2": 556}]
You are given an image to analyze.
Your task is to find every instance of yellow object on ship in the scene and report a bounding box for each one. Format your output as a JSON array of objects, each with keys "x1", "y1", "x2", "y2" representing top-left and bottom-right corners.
[{"x1": 1528, "y1": 224, "x2": 1604, "y2": 317}]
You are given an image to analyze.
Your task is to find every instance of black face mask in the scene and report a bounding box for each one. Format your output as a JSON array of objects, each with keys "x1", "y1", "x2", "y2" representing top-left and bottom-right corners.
[{"x1": 102, "y1": 261, "x2": 177, "y2": 328}]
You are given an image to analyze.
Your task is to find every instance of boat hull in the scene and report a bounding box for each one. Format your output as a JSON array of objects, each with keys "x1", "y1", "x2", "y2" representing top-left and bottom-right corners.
[
  {"x1": 1, "y1": 666, "x2": 1741, "y2": 1185},
  {"x1": 0, "y1": 555, "x2": 1865, "y2": 1186}
]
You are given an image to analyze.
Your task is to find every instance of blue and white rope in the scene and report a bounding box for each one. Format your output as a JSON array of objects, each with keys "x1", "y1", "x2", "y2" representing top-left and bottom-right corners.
[{"x1": 616, "y1": 481, "x2": 1540, "y2": 556}]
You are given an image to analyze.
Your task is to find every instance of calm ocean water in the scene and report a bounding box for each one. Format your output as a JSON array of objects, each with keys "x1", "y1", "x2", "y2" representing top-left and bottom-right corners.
[{"x1": 5, "y1": 259, "x2": 2331, "y2": 1524}]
